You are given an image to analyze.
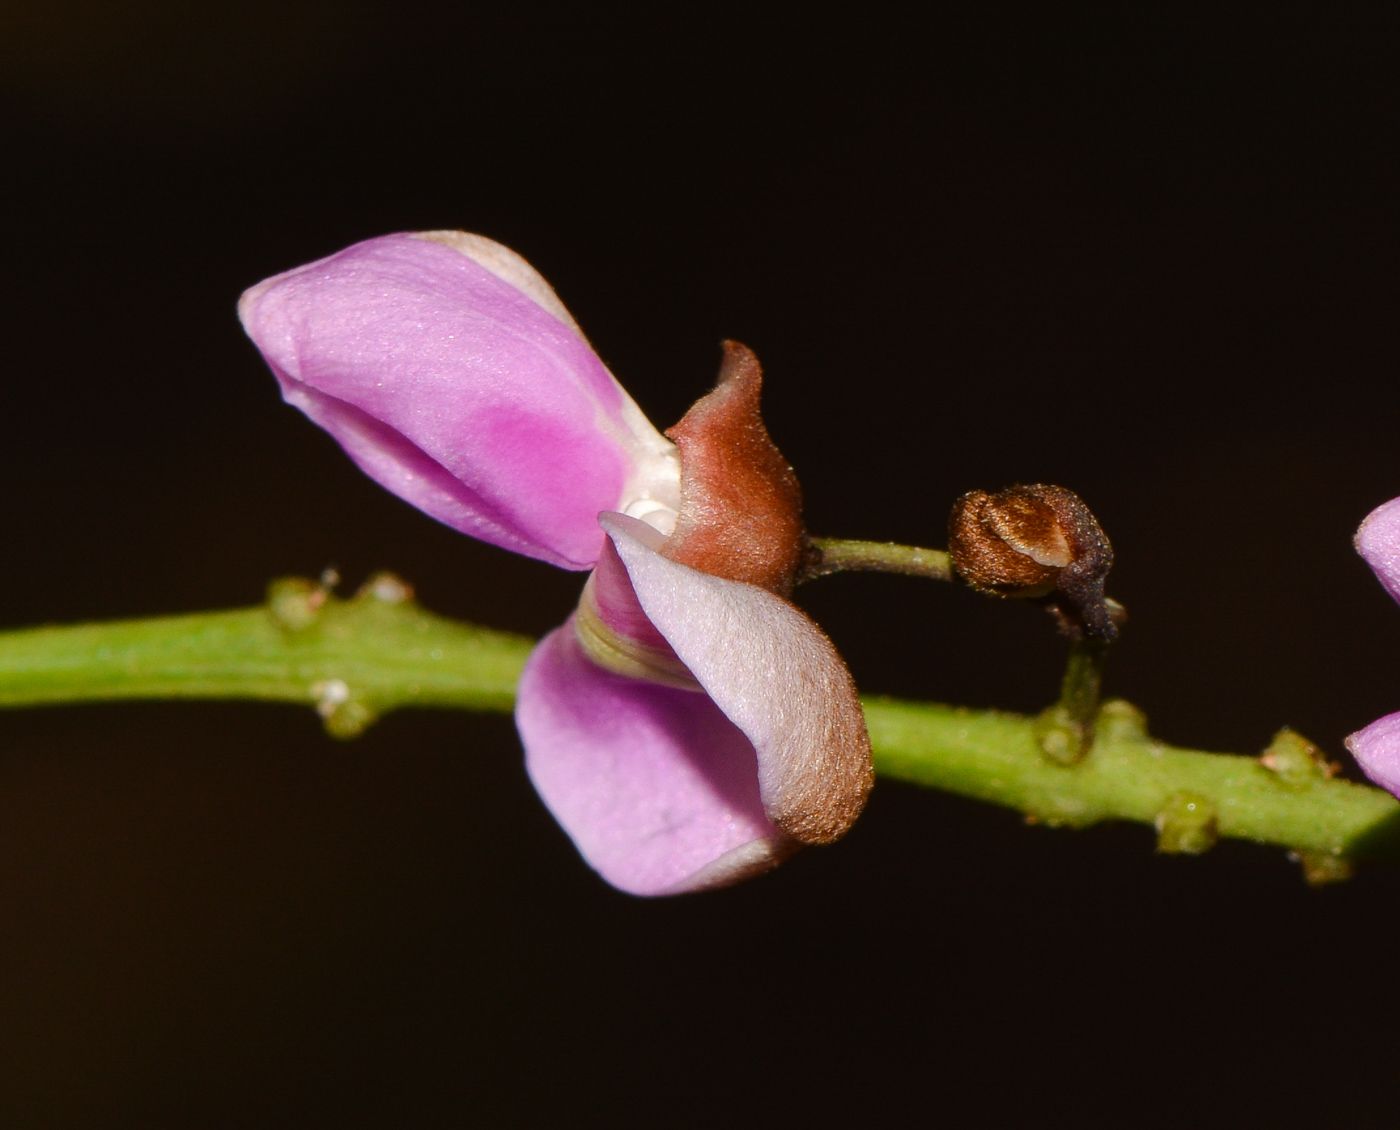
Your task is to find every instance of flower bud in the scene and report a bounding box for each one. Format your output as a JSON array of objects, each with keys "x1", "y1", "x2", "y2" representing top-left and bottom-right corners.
[{"x1": 949, "y1": 484, "x2": 1117, "y2": 640}]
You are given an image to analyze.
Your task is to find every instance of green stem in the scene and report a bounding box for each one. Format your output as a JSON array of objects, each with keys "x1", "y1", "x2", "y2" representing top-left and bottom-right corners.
[
  {"x1": 0, "y1": 577, "x2": 1394, "y2": 872},
  {"x1": 804, "y1": 538, "x2": 953, "y2": 582},
  {"x1": 867, "y1": 698, "x2": 1400, "y2": 873},
  {"x1": 0, "y1": 577, "x2": 533, "y2": 736}
]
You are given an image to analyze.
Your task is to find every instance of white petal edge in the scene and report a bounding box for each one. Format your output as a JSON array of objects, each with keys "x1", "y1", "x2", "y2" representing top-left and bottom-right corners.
[
  {"x1": 413, "y1": 230, "x2": 585, "y2": 336},
  {"x1": 599, "y1": 512, "x2": 873, "y2": 844},
  {"x1": 667, "y1": 837, "x2": 799, "y2": 895}
]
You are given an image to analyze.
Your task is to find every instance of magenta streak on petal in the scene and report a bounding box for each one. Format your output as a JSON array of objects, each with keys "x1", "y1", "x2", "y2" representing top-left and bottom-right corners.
[
  {"x1": 239, "y1": 234, "x2": 637, "y2": 569},
  {"x1": 516, "y1": 623, "x2": 787, "y2": 896},
  {"x1": 1346, "y1": 711, "x2": 1400, "y2": 798},
  {"x1": 283, "y1": 383, "x2": 577, "y2": 565},
  {"x1": 1356, "y1": 497, "x2": 1400, "y2": 606}
]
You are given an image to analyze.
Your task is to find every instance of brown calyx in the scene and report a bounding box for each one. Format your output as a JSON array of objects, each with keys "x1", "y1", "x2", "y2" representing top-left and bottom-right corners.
[
  {"x1": 661, "y1": 341, "x2": 807, "y2": 596},
  {"x1": 949, "y1": 484, "x2": 1117, "y2": 640}
]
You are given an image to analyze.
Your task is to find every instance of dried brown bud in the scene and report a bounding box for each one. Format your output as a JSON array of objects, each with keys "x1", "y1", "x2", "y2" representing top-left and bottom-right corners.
[
  {"x1": 661, "y1": 341, "x2": 807, "y2": 596},
  {"x1": 949, "y1": 484, "x2": 1117, "y2": 640}
]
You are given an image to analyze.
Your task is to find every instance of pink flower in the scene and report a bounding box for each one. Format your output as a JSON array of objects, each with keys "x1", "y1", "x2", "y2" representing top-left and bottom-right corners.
[
  {"x1": 239, "y1": 232, "x2": 873, "y2": 895},
  {"x1": 1347, "y1": 497, "x2": 1400, "y2": 795}
]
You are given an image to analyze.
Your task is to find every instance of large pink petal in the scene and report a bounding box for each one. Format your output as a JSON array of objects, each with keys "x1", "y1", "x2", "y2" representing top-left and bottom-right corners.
[
  {"x1": 240, "y1": 233, "x2": 677, "y2": 569},
  {"x1": 1346, "y1": 711, "x2": 1400, "y2": 797},
  {"x1": 516, "y1": 623, "x2": 792, "y2": 896},
  {"x1": 599, "y1": 513, "x2": 873, "y2": 845},
  {"x1": 1356, "y1": 496, "x2": 1400, "y2": 606}
]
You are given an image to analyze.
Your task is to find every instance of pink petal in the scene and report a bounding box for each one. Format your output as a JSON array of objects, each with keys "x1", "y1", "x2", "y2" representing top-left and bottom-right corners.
[
  {"x1": 239, "y1": 233, "x2": 678, "y2": 570},
  {"x1": 599, "y1": 513, "x2": 873, "y2": 845},
  {"x1": 1356, "y1": 497, "x2": 1400, "y2": 605},
  {"x1": 1346, "y1": 711, "x2": 1400, "y2": 797},
  {"x1": 586, "y1": 528, "x2": 677, "y2": 657},
  {"x1": 516, "y1": 623, "x2": 793, "y2": 896}
]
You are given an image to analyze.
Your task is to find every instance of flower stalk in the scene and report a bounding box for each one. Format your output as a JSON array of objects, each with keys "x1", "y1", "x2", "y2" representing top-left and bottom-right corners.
[
  {"x1": 803, "y1": 538, "x2": 953, "y2": 582},
  {"x1": 1035, "y1": 638, "x2": 1111, "y2": 766},
  {"x1": 0, "y1": 578, "x2": 1394, "y2": 874}
]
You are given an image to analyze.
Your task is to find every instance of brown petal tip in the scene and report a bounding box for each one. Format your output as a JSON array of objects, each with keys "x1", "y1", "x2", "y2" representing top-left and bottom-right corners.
[{"x1": 662, "y1": 341, "x2": 806, "y2": 595}]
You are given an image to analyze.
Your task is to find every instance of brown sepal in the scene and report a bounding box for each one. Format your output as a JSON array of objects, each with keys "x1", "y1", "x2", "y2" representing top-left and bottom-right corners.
[
  {"x1": 662, "y1": 341, "x2": 807, "y2": 596},
  {"x1": 949, "y1": 484, "x2": 1117, "y2": 640}
]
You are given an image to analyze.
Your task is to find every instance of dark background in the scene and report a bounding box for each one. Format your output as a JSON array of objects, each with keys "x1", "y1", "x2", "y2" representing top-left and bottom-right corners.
[{"x1": 0, "y1": 4, "x2": 1397, "y2": 1125}]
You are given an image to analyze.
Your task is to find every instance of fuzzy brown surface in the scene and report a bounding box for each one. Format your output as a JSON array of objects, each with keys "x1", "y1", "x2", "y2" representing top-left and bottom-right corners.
[
  {"x1": 949, "y1": 484, "x2": 1117, "y2": 639},
  {"x1": 949, "y1": 489, "x2": 1063, "y2": 595},
  {"x1": 662, "y1": 341, "x2": 806, "y2": 595}
]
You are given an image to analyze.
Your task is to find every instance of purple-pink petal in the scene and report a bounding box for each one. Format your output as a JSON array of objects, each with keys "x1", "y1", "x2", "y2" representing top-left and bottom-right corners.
[
  {"x1": 600, "y1": 513, "x2": 873, "y2": 845},
  {"x1": 1355, "y1": 497, "x2": 1400, "y2": 606},
  {"x1": 586, "y1": 529, "x2": 677, "y2": 657},
  {"x1": 1346, "y1": 711, "x2": 1400, "y2": 797},
  {"x1": 517, "y1": 623, "x2": 791, "y2": 896},
  {"x1": 239, "y1": 232, "x2": 676, "y2": 570}
]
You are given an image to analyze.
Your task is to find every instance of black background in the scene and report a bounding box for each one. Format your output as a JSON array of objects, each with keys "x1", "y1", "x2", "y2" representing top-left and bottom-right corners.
[{"x1": 1, "y1": 5, "x2": 1398, "y2": 1125}]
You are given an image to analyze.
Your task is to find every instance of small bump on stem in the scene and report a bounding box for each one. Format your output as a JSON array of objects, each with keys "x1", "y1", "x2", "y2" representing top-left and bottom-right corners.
[
  {"x1": 356, "y1": 570, "x2": 415, "y2": 604},
  {"x1": 1156, "y1": 792, "x2": 1219, "y2": 854},
  {"x1": 267, "y1": 577, "x2": 329, "y2": 632},
  {"x1": 1260, "y1": 728, "x2": 1340, "y2": 788},
  {"x1": 1095, "y1": 698, "x2": 1149, "y2": 743},
  {"x1": 1291, "y1": 850, "x2": 1354, "y2": 886}
]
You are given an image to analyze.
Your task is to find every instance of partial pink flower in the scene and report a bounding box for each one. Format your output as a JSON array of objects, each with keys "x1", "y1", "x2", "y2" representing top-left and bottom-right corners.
[
  {"x1": 240, "y1": 232, "x2": 873, "y2": 896},
  {"x1": 1346, "y1": 497, "x2": 1400, "y2": 794}
]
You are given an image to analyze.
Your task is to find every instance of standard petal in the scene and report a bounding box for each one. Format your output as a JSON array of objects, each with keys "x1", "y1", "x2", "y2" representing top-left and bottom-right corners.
[
  {"x1": 1355, "y1": 496, "x2": 1400, "y2": 605},
  {"x1": 516, "y1": 623, "x2": 793, "y2": 896},
  {"x1": 1346, "y1": 711, "x2": 1400, "y2": 797},
  {"x1": 599, "y1": 512, "x2": 874, "y2": 845},
  {"x1": 239, "y1": 232, "x2": 679, "y2": 569}
]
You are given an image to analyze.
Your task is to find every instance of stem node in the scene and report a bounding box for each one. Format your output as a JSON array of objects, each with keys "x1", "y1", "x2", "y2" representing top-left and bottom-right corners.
[{"x1": 1037, "y1": 639, "x2": 1111, "y2": 766}]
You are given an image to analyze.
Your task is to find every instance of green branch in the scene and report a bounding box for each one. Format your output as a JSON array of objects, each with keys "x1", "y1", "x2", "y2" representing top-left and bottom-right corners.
[
  {"x1": 866, "y1": 698, "x2": 1400, "y2": 880},
  {"x1": 0, "y1": 575, "x2": 1394, "y2": 877},
  {"x1": 0, "y1": 575, "x2": 532, "y2": 736}
]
